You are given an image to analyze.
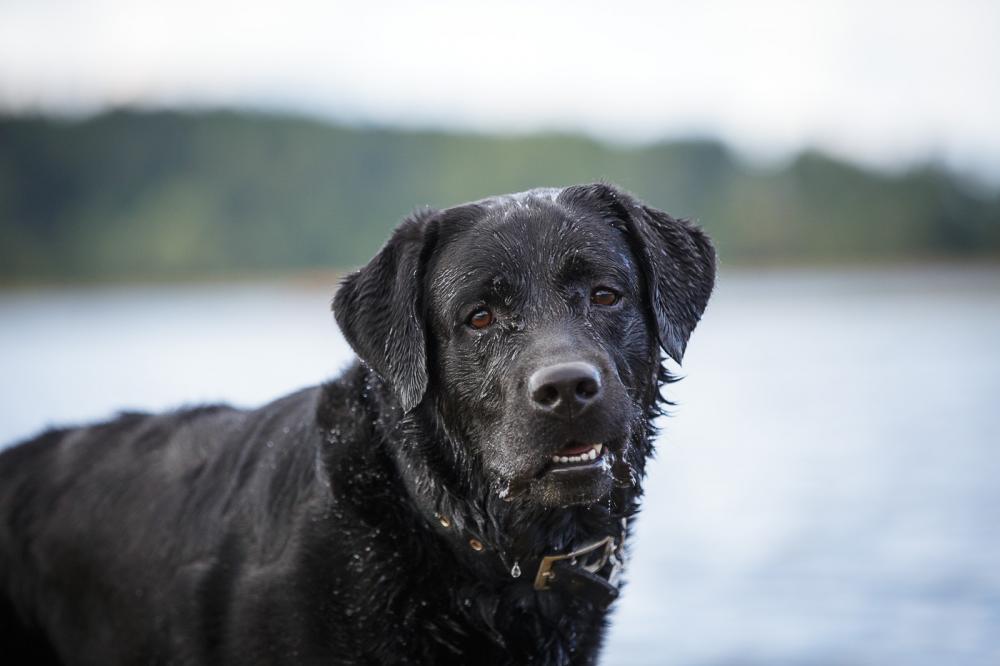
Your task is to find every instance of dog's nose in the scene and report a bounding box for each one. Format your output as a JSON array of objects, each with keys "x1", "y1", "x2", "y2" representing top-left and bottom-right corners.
[{"x1": 528, "y1": 361, "x2": 602, "y2": 417}]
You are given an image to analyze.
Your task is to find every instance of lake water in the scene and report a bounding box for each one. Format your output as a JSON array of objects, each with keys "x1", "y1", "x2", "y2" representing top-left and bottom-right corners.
[{"x1": 1, "y1": 267, "x2": 999, "y2": 665}]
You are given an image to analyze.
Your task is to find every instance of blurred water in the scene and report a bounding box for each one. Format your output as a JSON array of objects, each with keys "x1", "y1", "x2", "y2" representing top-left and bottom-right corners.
[{"x1": 1, "y1": 267, "x2": 999, "y2": 665}]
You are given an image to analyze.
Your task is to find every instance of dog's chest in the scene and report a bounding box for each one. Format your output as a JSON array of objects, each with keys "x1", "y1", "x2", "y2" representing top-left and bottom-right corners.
[{"x1": 342, "y1": 549, "x2": 606, "y2": 665}]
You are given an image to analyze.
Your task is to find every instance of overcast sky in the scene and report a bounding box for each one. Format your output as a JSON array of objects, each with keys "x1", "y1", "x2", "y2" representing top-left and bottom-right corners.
[{"x1": 2, "y1": 0, "x2": 998, "y2": 181}]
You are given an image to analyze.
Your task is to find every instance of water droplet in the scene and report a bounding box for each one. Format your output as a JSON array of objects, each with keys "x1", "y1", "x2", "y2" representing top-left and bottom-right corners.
[{"x1": 511, "y1": 561, "x2": 521, "y2": 578}]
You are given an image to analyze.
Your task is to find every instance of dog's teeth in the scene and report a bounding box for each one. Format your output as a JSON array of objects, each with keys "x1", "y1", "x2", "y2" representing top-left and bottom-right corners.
[{"x1": 552, "y1": 447, "x2": 603, "y2": 466}]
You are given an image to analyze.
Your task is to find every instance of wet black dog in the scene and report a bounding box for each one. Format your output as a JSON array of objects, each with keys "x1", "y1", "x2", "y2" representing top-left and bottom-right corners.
[{"x1": 0, "y1": 183, "x2": 714, "y2": 665}]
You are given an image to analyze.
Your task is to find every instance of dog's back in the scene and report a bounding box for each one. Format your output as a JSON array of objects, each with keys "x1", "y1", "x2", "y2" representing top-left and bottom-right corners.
[{"x1": 0, "y1": 388, "x2": 325, "y2": 664}]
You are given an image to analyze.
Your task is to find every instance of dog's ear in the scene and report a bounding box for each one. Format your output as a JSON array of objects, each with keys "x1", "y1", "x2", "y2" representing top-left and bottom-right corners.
[
  {"x1": 628, "y1": 202, "x2": 716, "y2": 363},
  {"x1": 333, "y1": 210, "x2": 438, "y2": 412},
  {"x1": 561, "y1": 183, "x2": 716, "y2": 363}
]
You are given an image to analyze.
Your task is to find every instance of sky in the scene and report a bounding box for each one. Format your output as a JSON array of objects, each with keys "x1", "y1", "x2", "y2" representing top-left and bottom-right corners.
[{"x1": 2, "y1": 0, "x2": 999, "y2": 181}]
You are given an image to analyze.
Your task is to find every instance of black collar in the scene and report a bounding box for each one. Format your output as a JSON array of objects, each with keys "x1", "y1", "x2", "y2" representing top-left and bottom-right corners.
[
  {"x1": 529, "y1": 522, "x2": 626, "y2": 609},
  {"x1": 434, "y1": 509, "x2": 628, "y2": 610}
]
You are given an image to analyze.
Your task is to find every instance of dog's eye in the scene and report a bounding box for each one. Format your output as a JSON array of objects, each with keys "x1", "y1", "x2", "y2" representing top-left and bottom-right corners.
[
  {"x1": 590, "y1": 288, "x2": 620, "y2": 306},
  {"x1": 467, "y1": 307, "x2": 494, "y2": 330}
]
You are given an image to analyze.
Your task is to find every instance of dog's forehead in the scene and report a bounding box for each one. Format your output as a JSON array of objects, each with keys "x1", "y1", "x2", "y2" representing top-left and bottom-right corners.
[{"x1": 428, "y1": 193, "x2": 638, "y2": 310}]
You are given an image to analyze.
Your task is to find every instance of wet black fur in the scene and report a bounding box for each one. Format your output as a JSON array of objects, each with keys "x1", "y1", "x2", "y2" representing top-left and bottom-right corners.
[{"x1": 0, "y1": 183, "x2": 715, "y2": 665}]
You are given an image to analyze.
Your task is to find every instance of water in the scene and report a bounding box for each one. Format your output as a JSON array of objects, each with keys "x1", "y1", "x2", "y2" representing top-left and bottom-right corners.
[{"x1": 1, "y1": 267, "x2": 999, "y2": 665}]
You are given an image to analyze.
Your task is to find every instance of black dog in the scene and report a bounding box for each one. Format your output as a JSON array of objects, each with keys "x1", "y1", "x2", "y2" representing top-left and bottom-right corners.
[{"x1": 0, "y1": 183, "x2": 714, "y2": 665}]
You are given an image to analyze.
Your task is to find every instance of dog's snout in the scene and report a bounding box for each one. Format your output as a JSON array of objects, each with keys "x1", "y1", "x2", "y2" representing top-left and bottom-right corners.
[{"x1": 528, "y1": 361, "x2": 603, "y2": 416}]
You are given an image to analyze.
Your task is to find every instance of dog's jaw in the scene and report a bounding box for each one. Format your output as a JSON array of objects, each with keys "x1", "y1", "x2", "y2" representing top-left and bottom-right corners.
[{"x1": 495, "y1": 439, "x2": 631, "y2": 509}]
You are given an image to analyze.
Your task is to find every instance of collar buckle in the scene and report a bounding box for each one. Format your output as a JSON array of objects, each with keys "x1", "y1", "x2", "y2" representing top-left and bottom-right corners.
[{"x1": 532, "y1": 535, "x2": 617, "y2": 591}]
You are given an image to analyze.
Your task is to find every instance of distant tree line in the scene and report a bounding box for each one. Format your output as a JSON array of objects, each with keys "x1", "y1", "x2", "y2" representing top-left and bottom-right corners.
[{"x1": 1, "y1": 109, "x2": 997, "y2": 283}]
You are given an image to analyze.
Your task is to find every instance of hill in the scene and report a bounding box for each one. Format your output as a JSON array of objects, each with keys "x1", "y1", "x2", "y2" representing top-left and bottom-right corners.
[{"x1": 1, "y1": 110, "x2": 997, "y2": 282}]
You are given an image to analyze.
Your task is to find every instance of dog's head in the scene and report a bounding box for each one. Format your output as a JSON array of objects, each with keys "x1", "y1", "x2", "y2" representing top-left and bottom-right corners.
[{"x1": 334, "y1": 183, "x2": 714, "y2": 508}]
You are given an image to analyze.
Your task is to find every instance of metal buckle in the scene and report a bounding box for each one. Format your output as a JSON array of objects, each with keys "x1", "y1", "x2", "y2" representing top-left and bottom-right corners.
[{"x1": 533, "y1": 536, "x2": 616, "y2": 591}]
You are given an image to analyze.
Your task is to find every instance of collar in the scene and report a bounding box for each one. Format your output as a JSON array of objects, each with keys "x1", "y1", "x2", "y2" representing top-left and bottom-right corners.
[
  {"x1": 435, "y1": 510, "x2": 628, "y2": 610},
  {"x1": 530, "y1": 522, "x2": 626, "y2": 609}
]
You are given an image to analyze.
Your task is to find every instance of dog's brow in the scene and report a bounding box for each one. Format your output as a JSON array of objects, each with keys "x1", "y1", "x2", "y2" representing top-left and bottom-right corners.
[
  {"x1": 435, "y1": 268, "x2": 511, "y2": 314},
  {"x1": 555, "y1": 247, "x2": 636, "y2": 286}
]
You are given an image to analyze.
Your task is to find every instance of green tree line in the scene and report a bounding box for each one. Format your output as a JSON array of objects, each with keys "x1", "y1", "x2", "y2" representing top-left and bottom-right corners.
[{"x1": 1, "y1": 109, "x2": 997, "y2": 282}]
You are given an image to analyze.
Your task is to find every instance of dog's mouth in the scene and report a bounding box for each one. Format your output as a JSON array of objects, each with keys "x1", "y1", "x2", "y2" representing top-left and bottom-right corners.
[
  {"x1": 518, "y1": 440, "x2": 617, "y2": 507},
  {"x1": 538, "y1": 441, "x2": 606, "y2": 476},
  {"x1": 552, "y1": 441, "x2": 604, "y2": 465}
]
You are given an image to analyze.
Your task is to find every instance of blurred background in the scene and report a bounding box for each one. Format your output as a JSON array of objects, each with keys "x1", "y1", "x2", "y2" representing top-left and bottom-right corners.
[{"x1": 1, "y1": 1, "x2": 998, "y2": 664}]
